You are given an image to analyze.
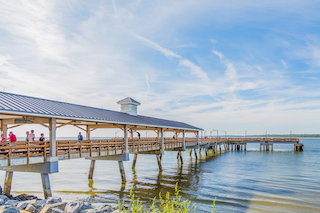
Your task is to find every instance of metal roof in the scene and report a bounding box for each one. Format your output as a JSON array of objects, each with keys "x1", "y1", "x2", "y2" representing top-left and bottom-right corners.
[
  {"x1": 117, "y1": 97, "x2": 141, "y2": 105},
  {"x1": 0, "y1": 92, "x2": 201, "y2": 131}
]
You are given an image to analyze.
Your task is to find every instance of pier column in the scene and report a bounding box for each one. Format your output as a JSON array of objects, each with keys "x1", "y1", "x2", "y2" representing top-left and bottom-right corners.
[
  {"x1": 161, "y1": 128, "x2": 164, "y2": 154},
  {"x1": 3, "y1": 171, "x2": 13, "y2": 196},
  {"x1": 118, "y1": 161, "x2": 126, "y2": 182},
  {"x1": 179, "y1": 151, "x2": 183, "y2": 164},
  {"x1": 182, "y1": 130, "x2": 186, "y2": 151},
  {"x1": 88, "y1": 160, "x2": 95, "y2": 179},
  {"x1": 156, "y1": 154, "x2": 162, "y2": 170},
  {"x1": 124, "y1": 124, "x2": 129, "y2": 154},
  {"x1": 132, "y1": 154, "x2": 138, "y2": 170},
  {"x1": 49, "y1": 118, "x2": 57, "y2": 157},
  {"x1": 194, "y1": 149, "x2": 198, "y2": 160},
  {"x1": 196, "y1": 131, "x2": 199, "y2": 145},
  {"x1": 41, "y1": 173, "x2": 52, "y2": 199},
  {"x1": 86, "y1": 125, "x2": 90, "y2": 140}
]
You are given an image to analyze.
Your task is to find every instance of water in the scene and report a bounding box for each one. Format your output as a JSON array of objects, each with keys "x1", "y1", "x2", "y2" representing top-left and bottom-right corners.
[{"x1": 1, "y1": 138, "x2": 320, "y2": 212}]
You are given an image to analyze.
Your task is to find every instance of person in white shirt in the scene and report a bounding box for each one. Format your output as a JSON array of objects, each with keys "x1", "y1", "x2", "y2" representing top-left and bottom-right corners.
[{"x1": 28, "y1": 130, "x2": 35, "y2": 144}]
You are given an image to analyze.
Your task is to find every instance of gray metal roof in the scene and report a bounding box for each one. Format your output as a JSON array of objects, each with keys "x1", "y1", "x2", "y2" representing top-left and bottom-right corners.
[
  {"x1": 0, "y1": 92, "x2": 201, "y2": 131},
  {"x1": 117, "y1": 97, "x2": 141, "y2": 105}
]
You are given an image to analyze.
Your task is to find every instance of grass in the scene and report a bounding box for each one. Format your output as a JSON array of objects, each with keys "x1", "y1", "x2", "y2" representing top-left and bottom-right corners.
[{"x1": 118, "y1": 183, "x2": 216, "y2": 213}]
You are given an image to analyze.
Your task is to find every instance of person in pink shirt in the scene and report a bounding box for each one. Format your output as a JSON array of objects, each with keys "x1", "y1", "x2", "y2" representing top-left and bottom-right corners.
[
  {"x1": 9, "y1": 132, "x2": 17, "y2": 143},
  {"x1": 0, "y1": 134, "x2": 6, "y2": 143}
]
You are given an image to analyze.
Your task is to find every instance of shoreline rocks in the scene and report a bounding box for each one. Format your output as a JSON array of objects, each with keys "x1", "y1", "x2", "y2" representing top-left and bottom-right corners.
[{"x1": 0, "y1": 194, "x2": 118, "y2": 213}]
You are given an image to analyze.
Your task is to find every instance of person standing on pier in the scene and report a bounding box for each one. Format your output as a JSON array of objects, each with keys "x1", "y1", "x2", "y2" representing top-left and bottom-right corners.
[
  {"x1": 26, "y1": 131, "x2": 29, "y2": 142},
  {"x1": 78, "y1": 132, "x2": 83, "y2": 142},
  {"x1": 39, "y1": 133, "x2": 45, "y2": 142},
  {"x1": 28, "y1": 130, "x2": 35, "y2": 145},
  {"x1": 9, "y1": 132, "x2": 17, "y2": 143},
  {"x1": 0, "y1": 134, "x2": 6, "y2": 143},
  {"x1": 137, "y1": 132, "x2": 140, "y2": 140}
]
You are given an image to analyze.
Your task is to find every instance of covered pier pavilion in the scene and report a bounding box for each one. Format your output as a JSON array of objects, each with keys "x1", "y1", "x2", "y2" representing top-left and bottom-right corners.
[{"x1": 0, "y1": 92, "x2": 206, "y2": 198}]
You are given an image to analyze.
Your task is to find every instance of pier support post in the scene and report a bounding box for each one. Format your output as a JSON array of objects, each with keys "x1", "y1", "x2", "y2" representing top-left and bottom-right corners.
[
  {"x1": 132, "y1": 154, "x2": 138, "y2": 170},
  {"x1": 118, "y1": 161, "x2": 126, "y2": 183},
  {"x1": 190, "y1": 149, "x2": 192, "y2": 157},
  {"x1": 156, "y1": 154, "x2": 162, "y2": 171},
  {"x1": 179, "y1": 151, "x2": 183, "y2": 164},
  {"x1": 88, "y1": 160, "x2": 95, "y2": 179},
  {"x1": 49, "y1": 118, "x2": 57, "y2": 157},
  {"x1": 182, "y1": 130, "x2": 186, "y2": 151},
  {"x1": 194, "y1": 149, "x2": 198, "y2": 160},
  {"x1": 3, "y1": 171, "x2": 13, "y2": 196},
  {"x1": 161, "y1": 128, "x2": 165, "y2": 154},
  {"x1": 219, "y1": 145, "x2": 221, "y2": 152},
  {"x1": 41, "y1": 173, "x2": 52, "y2": 199}
]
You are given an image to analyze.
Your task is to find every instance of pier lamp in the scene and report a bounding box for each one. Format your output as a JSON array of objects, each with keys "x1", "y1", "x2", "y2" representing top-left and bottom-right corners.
[
  {"x1": 221, "y1": 130, "x2": 227, "y2": 138},
  {"x1": 212, "y1": 129, "x2": 219, "y2": 138},
  {"x1": 245, "y1": 131, "x2": 247, "y2": 138}
]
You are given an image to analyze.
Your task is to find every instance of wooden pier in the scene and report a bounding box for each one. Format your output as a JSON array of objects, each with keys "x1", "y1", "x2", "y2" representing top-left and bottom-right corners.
[{"x1": 0, "y1": 92, "x2": 303, "y2": 199}]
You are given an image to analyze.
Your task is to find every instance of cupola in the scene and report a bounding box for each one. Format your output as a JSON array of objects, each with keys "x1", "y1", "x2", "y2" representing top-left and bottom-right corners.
[{"x1": 117, "y1": 97, "x2": 141, "y2": 116}]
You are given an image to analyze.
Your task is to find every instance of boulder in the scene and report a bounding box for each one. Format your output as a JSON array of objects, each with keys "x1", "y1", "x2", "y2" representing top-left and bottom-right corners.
[
  {"x1": 12, "y1": 195, "x2": 38, "y2": 202},
  {"x1": 25, "y1": 204, "x2": 36, "y2": 213},
  {"x1": 79, "y1": 204, "x2": 92, "y2": 213},
  {"x1": 4, "y1": 200, "x2": 19, "y2": 207},
  {"x1": 80, "y1": 205, "x2": 112, "y2": 213},
  {"x1": 46, "y1": 198, "x2": 62, "y2": 206},
  {"x1": 16, "y1": 200, "x2": 37, "y2": 210},
  {"x1": 1, "y1": 207, "x2": 20, "y2": 213},
  {"x1": 64, "y1": 202, "x2": 83, "y2": 213},
  {"x1": 39, "y1": 202, "x2": 67, "y2": 213},
  {"x1": 0, "y1": 195, "x2": 9, "y2": 205},
  {"x1": 51, "y1": 208, "x2": 65, "y2": 213}
]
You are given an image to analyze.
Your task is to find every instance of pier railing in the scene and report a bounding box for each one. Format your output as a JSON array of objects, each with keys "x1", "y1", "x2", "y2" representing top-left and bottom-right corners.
[{"x1": 0, "y1": 137, "x2": 300, "y2": 165}]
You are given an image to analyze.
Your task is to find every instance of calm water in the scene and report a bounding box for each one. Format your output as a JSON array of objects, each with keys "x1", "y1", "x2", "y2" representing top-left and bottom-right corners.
[{"x1": 0, "y1": 138, "x2": 319, "y2": 212}]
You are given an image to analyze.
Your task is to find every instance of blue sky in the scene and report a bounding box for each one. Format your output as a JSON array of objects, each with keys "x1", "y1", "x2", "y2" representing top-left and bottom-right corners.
[{"x1": 0, "y1": 0, "x2": 320, "y2": 137}]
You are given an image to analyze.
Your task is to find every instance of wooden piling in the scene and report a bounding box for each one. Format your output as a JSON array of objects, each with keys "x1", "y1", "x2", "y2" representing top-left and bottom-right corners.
[
  {"x1": 132, "y1": 154, "x2": 138, "y2": 170},
  {"x1": 156, "y1": 154, "x2": 162, "y2": 170},
  {"x1": 179, "y1": 151, "x2": 183, "y2": 164},
  {"x1": 41, "y1": 173, "x2": 52, "y2": 199},
  {"x1": 88, "y1": 160, "x2": 95, "y2": 179},
  {"x1": 194, "y1": 149, "x2": 198, "y2": 160},
  {"x1": 118, "y1": 161, "x2": 126, "y2": 183},
  {"x1": 3, "y1": 171, "x2": 13, "y2": 197}
]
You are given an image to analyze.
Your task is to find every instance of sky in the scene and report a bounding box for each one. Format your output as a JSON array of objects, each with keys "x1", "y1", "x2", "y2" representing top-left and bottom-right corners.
[{"x1": 0, "y1": 0, "x2": 320, "y2": 137}]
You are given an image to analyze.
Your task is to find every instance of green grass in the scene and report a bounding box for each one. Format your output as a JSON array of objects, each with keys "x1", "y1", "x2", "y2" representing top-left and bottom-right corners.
[{"x1": 118, "y1": 183, "x2": 216, "y2": 213}]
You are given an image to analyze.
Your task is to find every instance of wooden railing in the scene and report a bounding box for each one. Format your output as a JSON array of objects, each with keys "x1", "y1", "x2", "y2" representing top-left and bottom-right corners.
[{"x1": 0, "y1": 137, "x2": 299, "y2": 165}]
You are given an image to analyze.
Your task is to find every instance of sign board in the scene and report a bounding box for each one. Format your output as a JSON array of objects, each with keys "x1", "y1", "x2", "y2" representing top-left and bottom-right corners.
[{"x1": 14, "y1": 119, "x2": 34, "y2": 124}]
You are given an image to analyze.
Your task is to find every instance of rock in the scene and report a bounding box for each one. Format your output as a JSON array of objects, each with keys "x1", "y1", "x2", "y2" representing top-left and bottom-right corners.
[
  {"x1": 0, "y1": 195, "x2": 9, "y2": 205},
  {"x1": 80, "y1": 205, "x2": 112, "y2": 213},
  {"x1": 110, "y1": 210, "x2": 120, "y2": 213},
  {"x1": 1, "y1": 207, "x2": 20, "y2": 213},
  {"x1": 79, "y1": 204, "x2": 92, "y2": 212},
  {"x1": 0, "y1": 186, "x2": 2, "y2": 195},
  {"x1": 12, "y1": 195, "x2": 38, "y2": 202},
  {"x1": 46, "y1": 198, "x2": 62, "y2": 206},
  {"x1": 16, "y1": 201, "x2": 36, "y2": 210},
  {"x1": 64, "y1": 202, "x2": 83, "y2": 213},
  {"x1": 39, "y1": 202, "x2": 67, "y2": 213},
  {"x1": 4, "y1": 200, "x2": 19, "y2": 207},
  {"x1": 51, "y1": 208, "x2": 64, "y2": 213},
  {"x1": 25, "y1": 204, "x2": 36, "y2": 213}
]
